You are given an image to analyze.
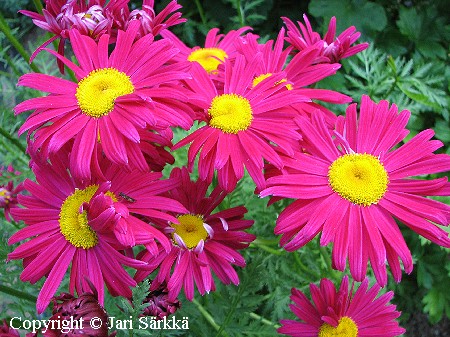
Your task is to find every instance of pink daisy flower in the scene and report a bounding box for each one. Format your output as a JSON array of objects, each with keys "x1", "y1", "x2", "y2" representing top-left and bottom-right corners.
[
  {"x1": 278, "y1": 276, "x2": 405, "y2": 337},
  {"x1": 173, "y1": 55, "x2": 309, "y2": 192},
  {"x1": 161, "y1": 26, "x2": 251, "y2": 74},
  {"x1": 15, "y1": 21, "x2": 193, "y2": 179},
  {"x1": 20, "y1": 0, "x2": 127, "y2": 72},
  {"x1": 122, "y1": 0, "x2": 186, "y2": 39},
  {"x1": 7, "y1": 150, "x2": 187, "y2": 313},
  {"x1": 261, "y1": 95, "x2": 450, "y2": 285},
  {"x1": 134, "y1": 167, "x2": 255, "y2": 301},
  {"x1": 282, "y1": 14, "x2": 369, "y2": 63}
]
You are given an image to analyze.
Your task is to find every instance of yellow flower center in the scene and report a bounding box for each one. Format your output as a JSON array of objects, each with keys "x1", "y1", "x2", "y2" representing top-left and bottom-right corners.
[
  {"x1": 252, "y1": 73, "x2": 293, "y2": 90},
  {"x1": 318, "y1": 317, "x2": 358, "y2": 337},
  {"x1": 59, "y1": 185, "x2": 116, "y2": 249},
  {"x1": 171, "y1": 214, "x2": 208, "y2": 249},
  {"x1": 328, "y1": 153, "x2": 388, "y2": 206},
  {"x1": 187, "y1": 48, "x2": 227, "y2": 73},
  {"x1": 76, "y1": 68, "x2": 134, "y2": 118},
  {"x1": 208, "y1": 94, "x2": 253, "y2": 134}
]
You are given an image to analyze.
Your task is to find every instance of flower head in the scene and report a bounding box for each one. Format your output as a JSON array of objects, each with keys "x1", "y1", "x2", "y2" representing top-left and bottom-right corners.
[
  {"x1": 15, "y1": 21, "x2": 193, "y2": 179},
  {"x1": 42, "y1": 288, "x2": 115, "y2": 337},
  {"x1": 7, "y1": 149, "x2": 187, "y2": 313},
  {"x1": 140, "y1": 281, "x2": 181, "y2": 320},
  {"x1": 278, "y1": 276, "x2": 405, "y2": 337},
  {"x1": 282, "y1": 14, "x2": 369, "y2": 63},
  {"x1": 135, "y1": 167, "x2": 255, "y2": 301},
  {"x1": 161, "y1": 26, "x2": 251, "y2": 74},
  {"x1": 173, "y1": 54, "x2": 309, "y2": 191},
  {"x1": 261, "y1": 95, "x2": 450, "y2": 285},
  {"x1": 124, "y1": 0, "x2": 186, "y2": 39},
  {"x1": 20, "y1": 0, "x2": 127, "y2": 72}
]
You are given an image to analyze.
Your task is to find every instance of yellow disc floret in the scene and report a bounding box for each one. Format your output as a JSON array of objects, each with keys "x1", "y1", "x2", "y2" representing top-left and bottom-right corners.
[
  {"x1": 208, "y1": 94, "x2": 253, "y2": 134},
  {"x1": 59, "y1": 185, "x2": 116, "y2": 249},
  {"x1": 252, "y1": 73, "x2": 293, "y2": 90},
  {"x1": 318, "y1": 316, "x2": 358, "y2": 337},
  {"x1": 328, "y1": 153, "x2": 389, "y2": 206},
  {"x1": 172, "y1": 214, "x2": 208, "y2": 249},
  {"x1": 187, "y1": 48, "x2": 227, "y2": 73},
  {"x1": 76, "y1": 68, "x2": 134, "y2": 118}
]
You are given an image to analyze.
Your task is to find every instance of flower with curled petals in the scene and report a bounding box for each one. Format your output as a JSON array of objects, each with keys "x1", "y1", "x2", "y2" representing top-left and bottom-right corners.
[
  {"x1": 261, "y1": 95, "x2": 450, "y2": 286},
  {"x1": 135, "y1": 167, "x2": 255, "y2": 301},
  {"x1": 282, "y1": 14, "x2": 369, "y2": 63}
]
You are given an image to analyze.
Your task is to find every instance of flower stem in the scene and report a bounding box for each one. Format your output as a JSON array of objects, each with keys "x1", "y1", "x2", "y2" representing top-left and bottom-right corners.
[
  {"x1": 235, "y1": 0, "x2": 245, "y2": 26},
  {"x1": 0, "y1": 284, "x2": 37, "y2": 303},
  {"x1": 32, "y1": 0, "x2": 44, "y2": 13},
  {"x1": 0, "y1": 12, "x2": 40, "y2": 73},
  {"x1": 248, "y1": 312, "x2": 280, "y2": 328},
  {"x1": 250, "y1": 242, "x2": 283, "y2": 255},
  {"x1": 193, "y1": 298, "x2": 229, "y2": 337},
  {"x1": 194, "y1": 0, "x2": 207, "y2": 26}
]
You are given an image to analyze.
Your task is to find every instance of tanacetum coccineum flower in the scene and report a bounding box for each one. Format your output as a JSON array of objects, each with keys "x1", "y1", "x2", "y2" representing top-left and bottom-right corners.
[
  {"x1": 135, "y1": 168, "x2": 255, "y2": 301},
  {"x1": 20, "y1": 0, "x2": 127, "y2": 71},
  {"x1": 161, "y1": 26, "x2": 251, "y2": 74},
  {"x1": 261, "y1": 95, "x2": 450, "y2": 286},
  {"x1": 173, "y1": 55, "x2": 309, "y2": 192},
  {"x1": 7, "y1": 150, "x2": 187, "y2": 313},
  {"x1": 123, "y1": 0, "x2": 186, "y2": 39},
  {"x1": 15, "y1": 21, "x2": 193, "y2": 179},
  {"x1": 282, "y1": 14, "x2": 369, "y2": 63},
  {"x1": 278, "y1": 276, "x2": 405, "y2": 337}
]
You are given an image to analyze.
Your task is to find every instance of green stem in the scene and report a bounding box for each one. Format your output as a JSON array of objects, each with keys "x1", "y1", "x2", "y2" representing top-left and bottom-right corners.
[
  {"x1": 250, "y1": 242, "x2": 283, "y2": 255},
  {"x1": 253, "y1": 237, "x2": 280, "y2": 246},
  {"x1": 194, "y1": 0, "x2": 207, "y2": 26},
  {"x1": 0, "y1": 284, "x2": 37, "y2": 303},
  {"x1": 0, "y1": 125, "x2": 27, "y2": 154},
  {"x1": 32, "y1": 0, "x2": 44, "y2": 13},
  {"x1": 0, "y1": 12, "x2": 40, "y2": 73},
  {"x1": 235, "y1": 0, "x2": 245, "y2": 26},
  {"x1": 193, "y1": 299, "x2": 229, "y2": 336},
  {"x1": 249, "y1": 312, "x2": 280, "y2": 328}
]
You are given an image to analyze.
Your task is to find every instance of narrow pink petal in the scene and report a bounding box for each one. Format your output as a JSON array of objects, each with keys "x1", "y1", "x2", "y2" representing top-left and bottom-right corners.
[{"x1": 36, "y1": 244, "x2": 76, "y2": 314}]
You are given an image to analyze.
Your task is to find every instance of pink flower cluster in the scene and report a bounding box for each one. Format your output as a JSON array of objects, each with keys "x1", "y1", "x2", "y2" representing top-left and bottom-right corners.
[{"x1": 5, "y1": 1, "x2": 450, "y2": 335}]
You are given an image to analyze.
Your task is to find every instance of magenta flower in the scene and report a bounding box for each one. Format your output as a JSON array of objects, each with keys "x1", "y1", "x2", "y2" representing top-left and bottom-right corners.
[
  {"x1": 15, "y1": 21, "x2": 193, "y2": 179},
  {"x1": 43, "y1": 289, "x2": 115, "y2": 337},
  {"x1": 173, "y1": 55, "x2": 309, "y2": 192},
  {"x1": 282, "y1": 14, "x2": 369, "y2": 63},
  {"x1": 20, "y1": 0, "x2": 128, "y2": 71},
  {"x1": 123, "y1": 0, "x2": 186, "y2": 39},
  {"x1": 140, "y1": 281, "x2": 181, "y2": 320},
  {"x1": 279, "y1": 276, "x2": 405, "y2": 337},
  {"x1": 135, "y1": 168, "x2": 255, "y2": 301},
  {"x1": 161, "y1": 26, "x2": 251, "y2": 74},
  {"x1": 261, "y1": 95, "x2": 450, "y2": 285},
  {"x1": 7, "y1": 150, "x2": 187, "y2": 313}
]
